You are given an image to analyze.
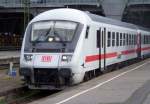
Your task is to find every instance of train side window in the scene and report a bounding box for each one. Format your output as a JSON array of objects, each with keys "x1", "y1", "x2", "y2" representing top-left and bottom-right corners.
[
  {"x1": 143, "y1": 36, "x2": 145, "y2": 44},
  {"x1": 147, "y1": 35, "x2": 148, "y2": 44},
  {"x1": 129, "y1": 34, "x2": 131, "y2": 45},
  {"x1": 102, "y1": 31, "x2": 104, "y2": 48},
  {"x1": 141, "y1": 35, "x2": 143, "y2": 44},
  {"x1": 85, "y1": 26, "x2": 89, "y2": 39},
  {"x1": 134, "y1": 35, "x2": 136, "y2": 45},
  {"x1": 145, "y1": 35, "x2": 146, "y2": 44},
  {"x1": 146, "y1": 35, "x2": 147, "y2": 44},
  {"x1": 132, "y1": 35, "x2": 134, "y2": 45},
  {"x1": 133, "y1": 35, "x2": 135, "y2": 45},
  {"x1": 126, "y1": 34, "x2": 128, "y2": 45},
  {"x1": 116, "y1": 32, "x2": 119, "y2": 46},
  {"x1": 112, "y1": 32, "x2": 115, "y2": 46},
  {"x1": 123, "y1": 33, "x2": 126, "y2": 46},
  {"x1": 149, "y1": 36, "x2": 150, "y2": 44},
  {"x1": 120, "y1": 33, "x2": 122, "y2": 46},
  {"x1": 135, "y1": 35, "x2": 137, "y2": 45},
  {"x1": 144, "y1": 35, "x2": 146, "y2": 44},
  {"x1": 97, "y1": 30, "x2": 100, "y2": 48},
  {"x1": 107, "y1": 31, "x2": 111, "y2": 47}
]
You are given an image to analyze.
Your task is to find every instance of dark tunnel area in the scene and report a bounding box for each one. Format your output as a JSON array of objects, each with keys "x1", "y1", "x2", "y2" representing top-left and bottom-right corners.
[
  {"x1": 122, "y1": 4, "x2": 150, "y2": 29},
  {"x1": 0, "y1": 12, "x2": 33, "y2": 50}
]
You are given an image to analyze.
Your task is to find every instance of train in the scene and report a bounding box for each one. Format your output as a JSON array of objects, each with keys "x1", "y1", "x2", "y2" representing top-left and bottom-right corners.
[{"x1": 19, "y1": 8, "x2": 150, "y2": 90}]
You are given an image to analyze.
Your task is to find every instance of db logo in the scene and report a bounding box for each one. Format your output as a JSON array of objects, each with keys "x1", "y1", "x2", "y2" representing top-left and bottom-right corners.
[{"x1": 41, "y1": 56, "x2": 52, "y2": 62}]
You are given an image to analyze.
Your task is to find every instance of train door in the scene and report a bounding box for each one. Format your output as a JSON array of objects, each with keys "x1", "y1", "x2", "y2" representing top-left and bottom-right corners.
[
  {"x1": 137, "y1": 33, "x2": 141, "y2": 58},
  {"x1": 97, "y1": 27, "x2": 106, "y2": 71}
]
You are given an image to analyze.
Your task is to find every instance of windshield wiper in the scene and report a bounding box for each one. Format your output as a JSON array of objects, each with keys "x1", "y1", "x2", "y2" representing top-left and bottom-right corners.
[{"x1": 34, "y1": 27, "x2": 52, "y2": 43}]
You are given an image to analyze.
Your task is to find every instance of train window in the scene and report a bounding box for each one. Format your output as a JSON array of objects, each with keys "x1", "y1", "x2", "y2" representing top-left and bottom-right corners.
[
  {"x1": 120, "y1": 33, "x2": 122, "y2": 46},
  {"x1": 97, "y1": 30, "x2": 100, "y2": 48},
  {"x1": 132, "y1": 35, "x2": 134, "y2": 45},
  {"x1": 112, "y1": 32, "x2": 115, "y2": 46},
  {"x1": 129, "y1": 34, "x2": 131, "y2": 45},
  {"x1": 85, "y1": 26, "x2": 89, "y2": 39},
  {"x1": 123, "y1": 33, "x2": 126, "y2": 46},
  {"x1": 145, "y1": 35, "x2": 146, "y2": 44},
  {"x1": 147, "y1": 35, "x2": 148, "y2": 44},
  {"x1": 142, "y1": 35, "x2": 144, "y2": 44},
  {"x1": 134, "y1": 35, "x2": 136, "y2": 45},
  {"x1": 126, "y1": 34, "x2": 128, "y2": 45},
  {"x1": 143, "y1": 36, "x2": 145, "y2": 44},
  {"x1": 102, "y1": 31, "x2": 104, "y2": 48},
  {"x1": 116, "y1": 32, "x2": 119, "y2": 46},
  {"x1": 148, "y1": 36, "x2": 150, "y2": 44},
  {"x1": 107, "y1": 31, "x2": 111, "y2": 47}
]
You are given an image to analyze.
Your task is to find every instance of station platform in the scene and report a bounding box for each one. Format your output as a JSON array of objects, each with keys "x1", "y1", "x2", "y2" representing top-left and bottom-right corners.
[
  {"x1": 0, "y1": 51, "x2": 22, "y2": 94},
  {"x1": 0, "y1": 51, "x2": 20, "y2": 59},
  {"x1": 0, "y1": 51, "x2": 20, "y2": 65},
  {"x1": 29, "y1": 58, "x2": 150, "y2": 104}
]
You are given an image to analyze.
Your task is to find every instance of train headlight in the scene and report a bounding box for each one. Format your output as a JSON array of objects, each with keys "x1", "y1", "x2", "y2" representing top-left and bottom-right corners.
[
  {"x1": 61, "y1": 55, "x2": 72, "y2": 62},
  {"x1": 24, "y1": 54, "x2": 33, "y2": 61}
]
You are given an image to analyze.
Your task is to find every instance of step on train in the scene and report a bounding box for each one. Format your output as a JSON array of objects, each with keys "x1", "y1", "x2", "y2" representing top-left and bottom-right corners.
[{"x1": 20, "y1": 8, "x2": 150, "y2": 89}]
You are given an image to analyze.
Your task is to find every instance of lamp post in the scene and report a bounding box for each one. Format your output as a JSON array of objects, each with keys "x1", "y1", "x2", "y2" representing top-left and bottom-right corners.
[{"x1": 23, "y1": 0, "x2": 30, "y2": 32}]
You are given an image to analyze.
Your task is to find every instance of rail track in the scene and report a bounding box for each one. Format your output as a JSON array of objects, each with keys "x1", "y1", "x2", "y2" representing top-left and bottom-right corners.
[
  {"x1": 0, "y1": 86, "x2": 60, "y2": 104},
  {"x1": 0, "y1": 57, "x2": 61, "y2": 104}
]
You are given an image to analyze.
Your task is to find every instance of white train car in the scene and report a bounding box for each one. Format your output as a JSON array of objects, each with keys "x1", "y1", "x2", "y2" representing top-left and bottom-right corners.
[{"x1": 20, "y1": 8, "x2": 150, "y2": 89}]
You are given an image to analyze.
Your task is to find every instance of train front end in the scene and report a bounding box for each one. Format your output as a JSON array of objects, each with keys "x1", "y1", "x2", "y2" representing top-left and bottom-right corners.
[{"x1": 19, "y1": 19, "x2": 84, "y2": 89}]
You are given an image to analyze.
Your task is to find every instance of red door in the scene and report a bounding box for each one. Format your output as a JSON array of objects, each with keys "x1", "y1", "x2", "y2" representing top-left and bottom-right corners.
[{"x1": 137, "y1": 33, "x2": 141, "y2": 58}]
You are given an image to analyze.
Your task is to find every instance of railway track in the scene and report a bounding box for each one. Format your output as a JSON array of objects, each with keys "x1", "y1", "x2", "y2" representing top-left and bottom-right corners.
[
  {"x1": 0, "y1": 86, "x2": 60, "y2": 104},
  {"x1": 0, "y1": 59, "x2": 60, "y2": 104}
]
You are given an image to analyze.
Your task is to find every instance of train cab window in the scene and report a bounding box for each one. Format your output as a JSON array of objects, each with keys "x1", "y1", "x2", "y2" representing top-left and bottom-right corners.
[
  {"x1": 120, "y1": 33, "x2": 122, "y2": 46},
  {"x1": 85, "y1": 26, "x2": 89, "y2": 39},
  {"x1": 116, "y1": 32, "x2": 119, "y2": 46},
  {"x1": 123, "y1": 33, "x2": 126, "y2": 46},
  {"x1": 112, "y1": 32, "x2": 115, "y2": 46},
  {"x1": 107, "y1": 31, "x2": 111, "y2": 47}
]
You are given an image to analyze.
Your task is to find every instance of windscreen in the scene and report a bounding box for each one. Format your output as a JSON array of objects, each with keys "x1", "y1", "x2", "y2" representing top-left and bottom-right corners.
[{"x1": 31, "y1": 21, "x2": 77, "y2": 42}]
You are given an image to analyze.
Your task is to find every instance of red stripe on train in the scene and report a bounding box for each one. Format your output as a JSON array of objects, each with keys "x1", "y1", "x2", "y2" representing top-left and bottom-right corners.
[
  {"x1": 85, "y1": 52, "x2": 117, "y2": 62},
  {"x1": 85, "y1": 46, "x2": 150, "y2": 63},
  {"x1": 121, "y1": 49, "x2": 136, "y2": 55},
  {"x1": 142, "y1": 47, "x2": 150, "y2": 51}
]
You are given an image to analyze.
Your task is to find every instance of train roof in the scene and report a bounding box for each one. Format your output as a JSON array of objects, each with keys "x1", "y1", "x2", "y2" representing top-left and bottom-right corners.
[
  {"x1": 30, "y1": 8, "x2": 150, "y2": 32},
  {"x1": 87, "y1": 13, "x2": 150, "y2": 32},
  {"x1": 87, "y1": 13, "x2": 136, "y2": 29}
]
